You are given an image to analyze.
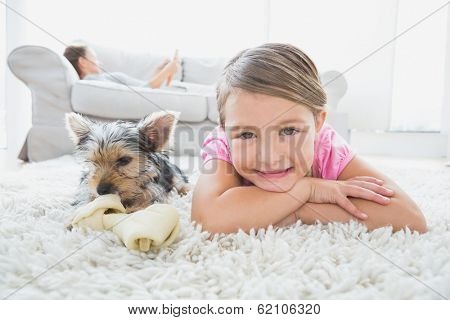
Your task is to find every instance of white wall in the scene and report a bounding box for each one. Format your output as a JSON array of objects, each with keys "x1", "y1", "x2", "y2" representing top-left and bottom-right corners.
[
  {"x1": 5, "y1": 0, "x2": 32, "y2": 162},
  {"x1": 10, "y1": 0, "x2": 267, "y2": 57},
  {"x1": 0, "y1": 1, "x2": 6, "y2": 149}
]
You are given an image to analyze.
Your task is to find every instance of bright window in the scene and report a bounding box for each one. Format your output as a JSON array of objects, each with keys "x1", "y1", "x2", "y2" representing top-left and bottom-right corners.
[{"x1": 390, "y1": 0, "x2": 449, "y2": 132}]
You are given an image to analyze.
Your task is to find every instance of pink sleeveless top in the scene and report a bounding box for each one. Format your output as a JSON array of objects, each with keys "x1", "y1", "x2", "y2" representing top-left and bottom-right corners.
[{"x1": 200, "y1": 122, "x2": 356, "y2": 181}]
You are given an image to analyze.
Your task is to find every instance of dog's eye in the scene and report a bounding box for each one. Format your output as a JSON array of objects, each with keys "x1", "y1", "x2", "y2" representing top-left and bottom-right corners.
[{"x1": 116, "y1": 156, "x2": 132, "y2": 166}]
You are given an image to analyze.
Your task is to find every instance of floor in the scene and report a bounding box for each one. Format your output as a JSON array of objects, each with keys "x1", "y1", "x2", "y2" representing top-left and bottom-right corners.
[{"x1": 1, "y1": 153, "x2": 449, "y2": 299}]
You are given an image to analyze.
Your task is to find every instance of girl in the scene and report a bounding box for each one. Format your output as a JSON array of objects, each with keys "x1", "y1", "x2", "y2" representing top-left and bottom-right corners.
[
  {"x1": 63, "y1": 44, "x2": 180, "y2": 88},
  {"x1": 191, "y1": 43, "x2": 427, "y2": 235}
]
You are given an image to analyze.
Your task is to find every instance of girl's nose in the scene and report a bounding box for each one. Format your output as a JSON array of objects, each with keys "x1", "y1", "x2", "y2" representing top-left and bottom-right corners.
[{"x1": 256, "y1": 136, "x2": 284, "y2": 166}]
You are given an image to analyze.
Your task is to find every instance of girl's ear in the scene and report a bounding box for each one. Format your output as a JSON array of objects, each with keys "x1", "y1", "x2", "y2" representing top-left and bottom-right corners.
[
  {"x1": 314, "y1": 110, "x2": 327, "y2": 133},
  {"x1": 138, "y1": 111, "x2": 180, "y2": 151}
]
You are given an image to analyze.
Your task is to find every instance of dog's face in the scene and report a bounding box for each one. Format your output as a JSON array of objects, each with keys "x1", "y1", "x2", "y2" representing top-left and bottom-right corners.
[{"x1": 65, "y1": 111, "x2": 179, "y2": 210}]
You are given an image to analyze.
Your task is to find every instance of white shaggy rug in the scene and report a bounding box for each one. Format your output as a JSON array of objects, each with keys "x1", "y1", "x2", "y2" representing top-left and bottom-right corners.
[{"x1": 0, "y1": 155, "x2": 449, "y2": 299}]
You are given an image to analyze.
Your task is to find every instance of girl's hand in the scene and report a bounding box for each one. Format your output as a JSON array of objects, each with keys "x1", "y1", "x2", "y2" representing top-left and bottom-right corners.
[{"x1": 305, "y1": 176, "x2": 395, "y2": 220}]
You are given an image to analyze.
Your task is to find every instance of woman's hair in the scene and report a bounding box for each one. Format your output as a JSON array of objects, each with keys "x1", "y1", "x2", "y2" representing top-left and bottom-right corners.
[
  {"x1": 63, "y1": 44, "x2": 89, "y2": 77},
  {"x1": 216, "y1": 43, "x2": 327, "y2": 127}
]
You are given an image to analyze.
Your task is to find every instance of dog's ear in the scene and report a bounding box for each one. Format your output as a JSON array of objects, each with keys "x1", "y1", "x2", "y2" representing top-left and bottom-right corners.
[
  {"x1": 138, "y1": 111, "x2": 180, "y2": 151},
  {"x1": 65, "y1": 112, "x2": 93, "y2": 145}
]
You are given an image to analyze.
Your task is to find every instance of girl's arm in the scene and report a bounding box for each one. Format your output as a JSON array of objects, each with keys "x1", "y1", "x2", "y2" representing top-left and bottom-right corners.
[
  {"x1": 192, "y1": 158, "x2": 395, "y2": 235},
  {"x1": 191, "y1": 160, "x2": 311, "y2": 234},
  {"x1": 293, "y1": 156, "x2": 427, "y2": 233}
]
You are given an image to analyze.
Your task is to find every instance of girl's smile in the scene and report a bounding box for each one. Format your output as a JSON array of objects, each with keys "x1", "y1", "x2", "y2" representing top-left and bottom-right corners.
[{"x1": 256, "y1": 167, "x2": 294, "y2": 179}]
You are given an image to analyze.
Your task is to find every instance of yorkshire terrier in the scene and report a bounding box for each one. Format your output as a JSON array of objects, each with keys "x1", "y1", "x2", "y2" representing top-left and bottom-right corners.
[{"x1": 64, "y1": 111, "x2": 190, "y2": 227}]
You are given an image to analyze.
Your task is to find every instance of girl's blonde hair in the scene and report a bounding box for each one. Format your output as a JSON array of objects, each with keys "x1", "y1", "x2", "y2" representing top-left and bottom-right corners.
[{"x1": 216, "y1": 43, "x2": 327, "y2": 127}]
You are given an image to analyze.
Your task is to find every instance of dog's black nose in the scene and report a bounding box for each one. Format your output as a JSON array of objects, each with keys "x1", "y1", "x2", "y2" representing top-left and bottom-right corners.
[{"x1": 97, "y1": 183, "x2": 114, "y2": 195}]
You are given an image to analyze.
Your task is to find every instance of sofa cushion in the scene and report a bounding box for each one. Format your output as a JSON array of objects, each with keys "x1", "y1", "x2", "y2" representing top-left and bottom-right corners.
[
  {"x1": 182, "y1": 57, "x2": 226, "y2": 85},
  {"x1": 71, "y1": 80, "x2": 209, "y2": 122}
]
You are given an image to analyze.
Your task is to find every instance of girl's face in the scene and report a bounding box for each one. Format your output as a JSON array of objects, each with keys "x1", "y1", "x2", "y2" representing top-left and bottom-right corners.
[{"x1": 224, "y1": 90, "x2": 326, "y2": 192}]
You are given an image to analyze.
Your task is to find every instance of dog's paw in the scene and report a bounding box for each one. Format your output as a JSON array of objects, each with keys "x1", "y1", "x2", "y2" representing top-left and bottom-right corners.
[
  {"x1": 177, "y1": 183, "x2": 191, "y2": 196},
  {"x1": 65, "y1": 221, "x2": 73, "y2": 231},
  {"x1": 64, "y1": 213, "x2": 76, "y2": 231}
]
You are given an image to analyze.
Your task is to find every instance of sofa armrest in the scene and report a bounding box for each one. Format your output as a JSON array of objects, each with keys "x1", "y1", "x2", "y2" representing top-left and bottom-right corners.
[{"x1": 7, "y1": 45, "x2": 78, "y2": 126}]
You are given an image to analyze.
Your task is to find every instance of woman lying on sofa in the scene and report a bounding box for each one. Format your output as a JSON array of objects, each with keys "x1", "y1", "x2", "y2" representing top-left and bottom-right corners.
[{"x1": 63, "y1": 44, "x2": 180, "y2": 89}]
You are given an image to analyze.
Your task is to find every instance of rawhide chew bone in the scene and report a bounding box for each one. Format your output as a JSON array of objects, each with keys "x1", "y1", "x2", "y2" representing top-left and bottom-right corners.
[{"x1": 70, "y1": 194, "x2": 180, "y2": 251}]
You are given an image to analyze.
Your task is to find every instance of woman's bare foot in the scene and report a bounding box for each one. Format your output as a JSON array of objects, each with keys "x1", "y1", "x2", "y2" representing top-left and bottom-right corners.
[
  {"x1": 164, "y1": 51, "x2": 180, "y2": 86},
  {"x1": 155, "y1": 58, "x2": 170, "y2": 74},
  {"x1": 148, "y1": 51, "x2": 180, "y2": 88}
]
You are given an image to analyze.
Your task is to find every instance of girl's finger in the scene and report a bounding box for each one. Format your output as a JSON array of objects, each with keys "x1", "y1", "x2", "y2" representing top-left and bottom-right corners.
[
  {"x1": 344, "y1": 185, "x2": 391, "y2": 205},
  {"x1": 348, "y1": 180, "x2": 394, "y2": 197},
  {"x1": 336, "y1": 196, "x2": 368, "y2": 220},
  {"x1": 348, "y1": 176, "x2": 384, "y2": 185}
]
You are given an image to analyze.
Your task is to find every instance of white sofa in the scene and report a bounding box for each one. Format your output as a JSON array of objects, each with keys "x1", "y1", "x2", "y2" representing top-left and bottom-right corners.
[{"x1": 7, "y1": 44, "x2": 349, "y2": 162}]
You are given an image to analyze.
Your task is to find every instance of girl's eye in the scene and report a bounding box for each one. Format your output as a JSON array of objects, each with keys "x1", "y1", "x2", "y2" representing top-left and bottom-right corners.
[
  {"x1": 239, "y1": 132, "x2": 256, "y2": 140},
  {"x1": 117, "y1": 156, "x2": 132, "y2": 166},
  {"x1": 280, "y1": 127, "x2": 299, "y2": 136}
]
